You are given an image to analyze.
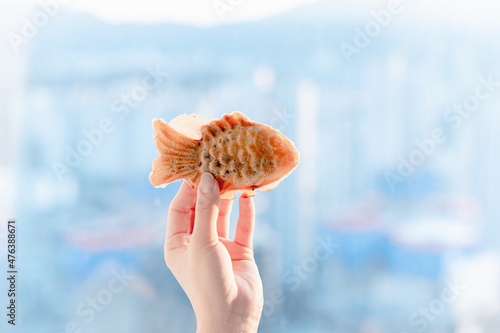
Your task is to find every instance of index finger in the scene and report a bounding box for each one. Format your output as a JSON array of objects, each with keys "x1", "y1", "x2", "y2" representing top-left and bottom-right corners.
[
  {"x1": 234, "y1": 196, "x2": 255, "y2": 249},
  {"x1": 166, "y1": 182, "x2": 197, "y2": 239},
  {"x1": 217, "y1": 199, "x2": 234, "y2": 238}
]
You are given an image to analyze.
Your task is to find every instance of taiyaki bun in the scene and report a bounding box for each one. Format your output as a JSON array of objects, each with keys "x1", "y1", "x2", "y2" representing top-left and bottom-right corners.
[{"x1": 149, "y1": 111, "x2": 300, "y2": 199}]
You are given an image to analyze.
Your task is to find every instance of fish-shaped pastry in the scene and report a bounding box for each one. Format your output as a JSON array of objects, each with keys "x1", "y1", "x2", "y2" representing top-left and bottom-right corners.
[{"x1": 149, "y1": 112, "x2": 300, "y2": 198}]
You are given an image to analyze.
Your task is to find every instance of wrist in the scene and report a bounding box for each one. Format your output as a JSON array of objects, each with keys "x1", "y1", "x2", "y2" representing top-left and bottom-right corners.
[
  {"x1": 196, "y1": 321, "x2": 259, "y2": 333},
  {"x1": 196, "y1": 306, "x2": 261, "y2": 333}
]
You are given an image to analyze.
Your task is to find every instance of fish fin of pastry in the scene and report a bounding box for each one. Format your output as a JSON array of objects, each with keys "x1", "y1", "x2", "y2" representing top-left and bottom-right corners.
[
  {"x1": 149, "y1": 118, "x2": 200, "y2": 188},
  {"x1": 258, "y1": 179, "x2": 281, "y2": 192},
  {"x1": 258, "y1": 163, "x2": 298, "y2": 192},
  {"x1": 220, "y1": 190, "x2": 238, "y2": 200},
  {"x1": 168, "y1": 113, "x2": 215, "y2": 140},
  {"x1": 239, "y1": 189, "x2": 256, "y2": 198},
  {"x1": 219, "y1": 189, "x2": 255, "y2": 199}
]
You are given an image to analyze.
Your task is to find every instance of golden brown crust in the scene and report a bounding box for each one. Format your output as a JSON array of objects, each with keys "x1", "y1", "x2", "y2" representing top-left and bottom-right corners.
[
  {"x1": 149, "y1": 112, "x2": 300, "y2": 197},
  {"x1": 195, "y1": 112, "x2": 298, "y2": 197},
  {"x1": 149, "y1": 119, "x2": 200, "y2": 187}
]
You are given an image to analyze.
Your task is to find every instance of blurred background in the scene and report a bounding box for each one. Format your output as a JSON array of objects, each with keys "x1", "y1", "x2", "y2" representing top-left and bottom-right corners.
[{"x1": 1, "y1": 0, "x2": 500, "y2": 332}]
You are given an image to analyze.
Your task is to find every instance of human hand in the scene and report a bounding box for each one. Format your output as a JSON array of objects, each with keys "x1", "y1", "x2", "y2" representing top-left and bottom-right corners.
[{"x1": 164, "y1": 173, "x2": 264, "y2": 333}]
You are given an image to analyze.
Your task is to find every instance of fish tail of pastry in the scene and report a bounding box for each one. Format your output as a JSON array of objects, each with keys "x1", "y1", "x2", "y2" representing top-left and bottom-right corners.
[{"x1": 149, "y1": 119, "x2": 200, "y2": 187}]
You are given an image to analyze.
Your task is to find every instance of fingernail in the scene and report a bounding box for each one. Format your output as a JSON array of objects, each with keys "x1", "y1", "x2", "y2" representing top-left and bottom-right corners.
[{"x1": 199, "y1": 173, "x2": 216, "y2": 193}]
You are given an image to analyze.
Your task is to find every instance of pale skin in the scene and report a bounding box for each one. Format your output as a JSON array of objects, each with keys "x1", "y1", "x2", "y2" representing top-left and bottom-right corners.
[{"x1": 164, "y1": 172, "x2": 264, "y2": 333}]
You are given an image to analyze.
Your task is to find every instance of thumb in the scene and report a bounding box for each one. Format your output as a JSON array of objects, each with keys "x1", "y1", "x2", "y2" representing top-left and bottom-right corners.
[{"x1": 192, "y1": 172, "x2": 220, "y2": 246}]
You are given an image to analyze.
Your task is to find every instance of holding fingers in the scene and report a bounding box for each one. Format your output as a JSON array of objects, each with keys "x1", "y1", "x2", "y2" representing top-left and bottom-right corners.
[{"x1": 163, "y1": 173, "x2": 263, "y2": 333}]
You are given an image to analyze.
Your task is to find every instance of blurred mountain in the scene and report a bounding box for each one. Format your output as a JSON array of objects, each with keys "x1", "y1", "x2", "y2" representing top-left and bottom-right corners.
[{"x1": 27, "y1": 1, "x2": 381, "y2": 84}]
